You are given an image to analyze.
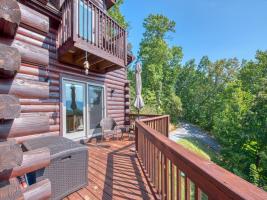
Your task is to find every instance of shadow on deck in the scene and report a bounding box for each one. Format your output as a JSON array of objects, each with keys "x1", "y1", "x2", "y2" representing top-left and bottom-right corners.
[{"x1": 64, "y1": 140, "x2": 154, "y2": 200}]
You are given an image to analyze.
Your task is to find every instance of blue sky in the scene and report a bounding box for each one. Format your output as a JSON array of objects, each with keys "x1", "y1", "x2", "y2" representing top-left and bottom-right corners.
[{"x1": 121, "y1": 0, "x2": 267, "y2": 64}]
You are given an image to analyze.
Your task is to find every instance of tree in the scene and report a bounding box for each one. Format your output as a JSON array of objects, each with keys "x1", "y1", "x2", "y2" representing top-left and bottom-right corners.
[
  {"x1": 138, "y1": 14, "x2": 183, "y2": 117},
  {"x1": 108, "y1": 0, "x2": 129, "y2": 29}
]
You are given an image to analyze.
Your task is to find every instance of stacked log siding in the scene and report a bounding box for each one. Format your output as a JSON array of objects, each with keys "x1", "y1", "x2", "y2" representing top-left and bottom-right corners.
[{"x1": 0, "y1": 1, "x2": 130, "y2": 142}]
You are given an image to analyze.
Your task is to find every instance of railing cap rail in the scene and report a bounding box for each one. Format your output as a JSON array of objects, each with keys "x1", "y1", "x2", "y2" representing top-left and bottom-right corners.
[
  {"x1": 139, "y1": 115, "x2": 169, "y2": 123},
  {"x1": 136, "y1": 119, "x2": 267, "y2": 200}
]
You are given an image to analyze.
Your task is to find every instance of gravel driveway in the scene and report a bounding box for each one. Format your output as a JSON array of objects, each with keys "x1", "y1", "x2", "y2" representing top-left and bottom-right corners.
[{"x1": 169, "y1": 122, "x2": 220, "y2": 153}]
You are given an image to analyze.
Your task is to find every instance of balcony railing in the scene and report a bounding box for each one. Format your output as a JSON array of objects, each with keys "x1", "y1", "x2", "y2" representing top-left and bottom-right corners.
[
  {"x1": 135, "y1": 115, "x2": 267, "y2": 200},
  {"x1": 58, "y1": 0, "x2": 127, "y2": 70}
]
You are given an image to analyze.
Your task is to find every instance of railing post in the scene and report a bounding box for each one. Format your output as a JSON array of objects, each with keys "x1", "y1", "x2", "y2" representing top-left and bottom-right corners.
[
  {"x1": 166, "y1": 115, "x2": 169, "y2": 137},
  {"x1": 135, "y1": 124, "x2": 138, "y2": 151}
]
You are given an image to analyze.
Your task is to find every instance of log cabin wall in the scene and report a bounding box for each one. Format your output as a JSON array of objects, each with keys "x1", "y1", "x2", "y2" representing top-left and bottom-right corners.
[{"x1": 0, "y1": 0, "x2": 130, "y2": 142}]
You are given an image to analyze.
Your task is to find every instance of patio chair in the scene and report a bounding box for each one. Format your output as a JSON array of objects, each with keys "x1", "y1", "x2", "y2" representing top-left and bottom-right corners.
[
  {"x1": 100, "y1": 117, "x2": 118, "y2": 141},
  {"x1": 120, "y1": 125, "x2": 135, "y2": 140}
]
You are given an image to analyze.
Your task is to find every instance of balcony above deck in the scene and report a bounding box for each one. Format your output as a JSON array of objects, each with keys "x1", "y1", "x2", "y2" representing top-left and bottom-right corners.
[{"x1": 58, "y1": 0, "x2": 127, "y2": 73}]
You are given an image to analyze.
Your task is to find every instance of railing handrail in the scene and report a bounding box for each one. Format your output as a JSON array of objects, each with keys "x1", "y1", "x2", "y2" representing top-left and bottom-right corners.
[
  {"x1": 140, "y1": 115, "x2": 169, "y2": 123},
  {"x1": 135, "y1": 117, "x2": 267, "y2": 200}
]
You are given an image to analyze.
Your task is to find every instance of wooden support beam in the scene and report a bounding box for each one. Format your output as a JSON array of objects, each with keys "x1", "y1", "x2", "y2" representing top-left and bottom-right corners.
[
  {"x1": 0, "y1": 44, "x2": 21, "y2": 78},
  {"x1": 0, "y1": 114, "x2": 50, "y2": 139},
  {"x1": 0, "y1": 94, "x2": 21, "y2": 120},
  {"x1": 0, "y1": 78, "x2": 49, "y2": 99},
  {"x1": 19, "y1": 2, "x2": 49, "y2": 34},
  {"x1": 0, "y1": 0, "x2": 21, "y2": 38},
  {"x1": 0, "y1": 38, "x2": 49, "y2": 67},
  {"x1": 0, "y1": 147, "x2": 50, "y2": 180},
  {"x1": 22, "y1": 179, "x2": 52, "y2": 200}
]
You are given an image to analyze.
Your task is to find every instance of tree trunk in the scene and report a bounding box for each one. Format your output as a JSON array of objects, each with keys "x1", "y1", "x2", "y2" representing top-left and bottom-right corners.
[
  {"x1": 0, "y1": 0, "x2": 21, "y2": 38},
  {"x1": 0, "y1": 94, "x2": 21, "y2": 120}
]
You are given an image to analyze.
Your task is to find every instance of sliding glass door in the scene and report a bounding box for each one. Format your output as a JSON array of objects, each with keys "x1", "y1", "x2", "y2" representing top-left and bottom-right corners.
[{"x1": 62, "y1": 79, "x2": 105, "y2": 140}]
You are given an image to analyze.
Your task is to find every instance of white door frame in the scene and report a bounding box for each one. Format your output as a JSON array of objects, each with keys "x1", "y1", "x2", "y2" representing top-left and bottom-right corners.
[{"x1": 61, "y1": 76, "x2": 106, "y2": 140}]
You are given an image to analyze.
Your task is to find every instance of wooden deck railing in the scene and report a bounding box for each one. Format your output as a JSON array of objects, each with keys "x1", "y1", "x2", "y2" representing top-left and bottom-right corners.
[
  {"x1": 58, "y1": 0, "x2": 127, "y2": 65},
  {"x1": 135, "y1": 115, "x2": 267, "y2": 200}
]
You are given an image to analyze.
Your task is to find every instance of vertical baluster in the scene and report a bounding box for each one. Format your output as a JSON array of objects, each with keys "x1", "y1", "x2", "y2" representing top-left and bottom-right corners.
[
  {"x1": 150, "y1": 141, "x2": 152, "y2": 180},
  {"x1": 68, "y1": 0, "x2": 71, "y2": 40},
  {"x1": 185, "y1": 175, "x2": 191, "y2": 200},
  {"x1": 154, "y1": 146, "x2": 158, "y2": 193},
  {"x1": 146, "y1": 139, "x2": 150, "y2": 175},
  {"x1": 110, "y1": 19, "x2": 112, "y2": 53},
  {"x1": 161, "y1": 154, "x2": 166, "y2": 200},
  {"x1": 90, "y1": 3, "x2": 93, "y2": 43},
  {"x1": 100, "y1": 11, "x2": 103, "y2": 49},
  {"x1": 152, "y1": 145, "x2": 156, "y2": 187},
  {"x1": 106, "y1": 16, "x2": 109, "y2": 52},
  {"x1": 77, "y1": 0, "x2": 79, "y2": 37},
  {"x1": 167, "y1": 160, "x2": 172, "y2": 200},
  {"x1": 194, "y1": 185, "x2": 201, "y2": 200},
  {"x1": 108, "y1": 18, "x2": 111, "y2": 53},
  {"x1": 119, "y1": 27, "x2": 122, "y2": 59},
  {"x1": 87, "y1": 0, "x2": 89, "y2": 42},
  {"x1": 146, "y1": 138, "x2": 149, "y2": 173},
  {"x1": 62, "y1": 2, "x2": 64, "y2": 43},
  {"x1": 112, "y1": 21, "x2": 115, "y2": 56},
  {"x1": 159, "y1": 151, "x2": 162, "y2": 196},
  {"x1": 103, "y1": 14, "x2": 106, "y2": 50},
  {"x1": 93, "y1": 6, "x2": 98, "y2": 46},
  {"x1": 177, "y1": 168, "x2": 181, "y2": 200},
  {"x1": 97, "y1": 9, "x2": 99, "y2": 47},
  {"x1": 111, "y1": 20, "x2": 113, "y2": 54},
  {"x1": 116, "y1": 24, "x2": 118, "y2": 57},
  {"x1": 150, "y1": 142, "x2": 153, "y2": 182},
  {"x1": 171, "y1": 164, "x2": 175, "y2": 200},
  {"x1": 107, "y1": 17, "x2": 109, "y2": 52},
  {"x1": 144, "y1": 136, "x2": 147, "y2": 169},
  {"x1": 83, "y1": 0, "x2": 85, "y2": 40}
]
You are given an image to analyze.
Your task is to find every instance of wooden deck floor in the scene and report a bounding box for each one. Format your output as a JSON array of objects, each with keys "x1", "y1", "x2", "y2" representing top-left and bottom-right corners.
[{"x1": 64, "y1": 139, "x2": 154, "y2": 200}]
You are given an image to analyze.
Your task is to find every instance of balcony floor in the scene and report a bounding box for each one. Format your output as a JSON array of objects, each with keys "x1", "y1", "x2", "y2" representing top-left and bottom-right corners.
[{"x1": 64, "y1": 139, "x2": 154, "y2": 200}]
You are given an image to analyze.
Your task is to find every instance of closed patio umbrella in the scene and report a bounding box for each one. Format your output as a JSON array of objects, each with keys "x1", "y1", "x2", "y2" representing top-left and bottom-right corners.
[{"x1": 134, "y1": 62, "x2": 144, "y2": 119}]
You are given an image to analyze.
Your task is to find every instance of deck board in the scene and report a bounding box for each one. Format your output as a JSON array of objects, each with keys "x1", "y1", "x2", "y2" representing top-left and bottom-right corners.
[{"x1": 66, "y1": 140, "x2": 154, "y2": 200}]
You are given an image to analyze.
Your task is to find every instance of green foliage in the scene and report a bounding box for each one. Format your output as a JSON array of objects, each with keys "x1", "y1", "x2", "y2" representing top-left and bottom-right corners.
[
  {"x1": 135, "y1": 14, "x2": 183, "y2": 118},
  {"x1": 108, "y1": 0, "x2": 129, "y2": 29},
  {"x1": 175, "y1": 51, "x2": 267, "y2": 189},
  {"x1": 249, "y1": 164, "x2": 260, "y2": 186}
]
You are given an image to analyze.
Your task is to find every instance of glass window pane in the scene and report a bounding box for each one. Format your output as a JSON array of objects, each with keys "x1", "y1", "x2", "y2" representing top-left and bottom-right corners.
[
  {"x1": 65, "y1": 82, "x2": 85, "y2": 133},
  {"x1": 89, "y1": 85, "x2": 104, "y2": 129},
  {"x1": 79, "y1": 1, "x2": 93, "y2": 41}
]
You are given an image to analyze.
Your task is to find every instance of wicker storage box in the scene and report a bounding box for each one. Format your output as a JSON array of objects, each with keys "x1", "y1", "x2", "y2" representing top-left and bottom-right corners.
[{"x1": 22, "y1": 136, "x2": 88, "y2": 200}]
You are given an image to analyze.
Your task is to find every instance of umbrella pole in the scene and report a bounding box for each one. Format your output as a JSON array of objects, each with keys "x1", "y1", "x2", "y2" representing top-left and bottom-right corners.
[{"x1": 138, "y1": 109, "x2": 140, "y2": 120}]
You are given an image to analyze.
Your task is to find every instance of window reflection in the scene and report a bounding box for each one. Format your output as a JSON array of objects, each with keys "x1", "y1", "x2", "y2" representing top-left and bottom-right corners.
[{"x1": 65, "y1": 83, "x2": 85, "y2": 133}]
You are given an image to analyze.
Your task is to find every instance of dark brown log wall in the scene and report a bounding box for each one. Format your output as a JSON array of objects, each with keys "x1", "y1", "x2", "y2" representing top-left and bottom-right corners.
[{"x1": 0, "y1": 2, "x2": 129, "y2": 142}]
